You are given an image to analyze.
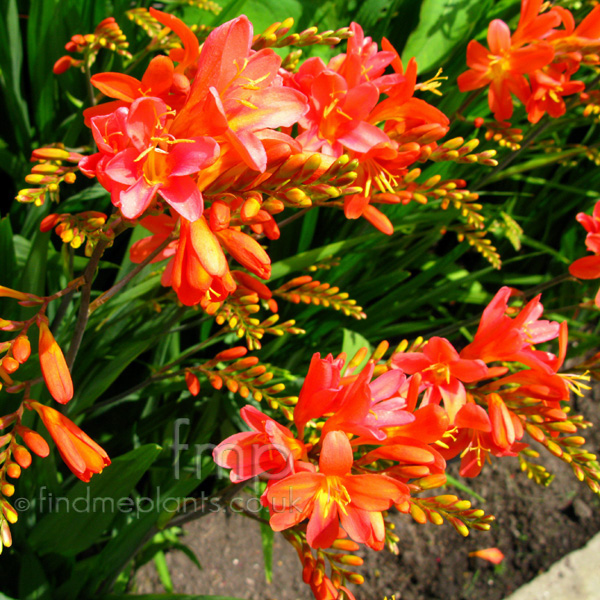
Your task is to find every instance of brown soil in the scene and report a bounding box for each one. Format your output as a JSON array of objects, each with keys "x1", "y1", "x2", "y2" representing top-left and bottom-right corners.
[{"x1": 135, "y1": 390, "x2": 600, "y2": 600}]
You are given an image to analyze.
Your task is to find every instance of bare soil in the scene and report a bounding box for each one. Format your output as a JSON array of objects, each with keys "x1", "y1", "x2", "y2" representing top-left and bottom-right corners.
[{"x1": 135, "y1": 390, "x2": 600, "y2": 600}]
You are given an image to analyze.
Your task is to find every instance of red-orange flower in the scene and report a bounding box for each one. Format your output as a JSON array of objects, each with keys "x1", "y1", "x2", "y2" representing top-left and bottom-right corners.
[
  {"x1": 29, "y1": 402, "x2": 110, "y2": 482},
  {"x1": 213, "y1": 406, "x2": 306, "y2": 482},
  {"x1": 570, "y1": 200, "x2": 600, "y2": 305},
  {"x1": 458, "y1": 18, "x2": 555, "y2": 120},
  {"x1": 392, "y1": 337, "x2": 489, "y2": 422},
  {"x1": 266, "y1": 430, "x2": 407, "y2": 549}
]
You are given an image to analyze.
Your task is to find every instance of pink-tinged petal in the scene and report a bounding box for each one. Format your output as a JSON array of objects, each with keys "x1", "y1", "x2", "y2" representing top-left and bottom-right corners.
[
  {"x1": 569, "y1": 255, "x2": 600, "y2": 279},
  {"x1": 439, "y1": 379, "x2": 467, "y2": 424},
  {"x1": 228, "y1": 87, "x2": 308, "y2": 132},
  {"x1": 213, "y1": 431, "x2": 257, "y2": 465},
  {"x1": 369, "y1": 370, "x2": 405, "y2": 401},
  {"x1": 487, "y1": 20, "x2": 511, "y2": 54},
  {"x1": 311, "y1": 71, "x2": 348, "y2": 114},
  {"x1": 240, "y1": 48, "x2": 280, "y2": 88},
  {"x1": 586, "y1": 234, "x2": 600, "y2": 254},
  {"x1": 577, "y1": 212, "x2": 598, "y2": 233},
  {"x1": 368, "y1": 407, "x2": 414, "y2": 429},
  {"x1": 343, "y1": 82, "x2": 381, "y2": 120},
  {"x1": 455, "y1": 403, "x2": 491, "y2": 432},
  {"x1": 119, "y1": 178, "x2": 159, "y2": 219},
  {"x1": 225, "y1": 128, "x2": 267, "y2": 172},
  {"x1": 338, "y1": 121, "x2": 390, "y2": 153},
  {"x1": 241, "y1": 405, "x2": 275, "y2": 433},
  {"x1": 188, "y1": 15, "x2": 253, "y2": 108},
  {"x1": 450, "y1": 358, "x2": 489, "y2": 383},
  {"x1": 83, "y1": 100, "x2": 128, "y2": 129},
  {"x1": 126, "y1": 97, "x2": 167, "y2": 153},
  {"x1": 91, "y1": 73, "x2": 141, "y2": 102},
  {"x1": 78, "y1": 153, "x2": 102, "y2": 177},
  {"x1": 307, "y1": 497, "x2": 340, "y2": 548},
  {"x1": 104, "y1": 148, "x2": 140, "y2": 185},
  {"x1": 339, "y1": 506, "x2": 384, "y2": 549},
  {"x1": 168, "y1": 137, "x2": 220, "y2": 177},
  {"x1": 159, "y1": 177, "x2": 204, "y2": 222},
  {"x1": 391, "y1": 352, "x2": 432, "y2": 374},
  {"x1": 319, "y1": 431, "x2": 353, "y2": 476}
]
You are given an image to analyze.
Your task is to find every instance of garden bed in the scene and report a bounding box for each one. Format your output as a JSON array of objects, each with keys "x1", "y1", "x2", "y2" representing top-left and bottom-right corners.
[{"x1": 136, "y1": 390, "x2": 600, "y2": 600}]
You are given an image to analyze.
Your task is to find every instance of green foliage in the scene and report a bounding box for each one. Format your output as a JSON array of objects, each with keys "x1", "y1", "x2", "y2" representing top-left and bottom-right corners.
[{"x1": 1, "y1": 0, "x2": 600, "y2": 598}]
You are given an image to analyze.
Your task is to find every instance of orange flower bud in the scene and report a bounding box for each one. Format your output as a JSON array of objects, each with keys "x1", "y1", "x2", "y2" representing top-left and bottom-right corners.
[
  {"x1": 1, "y1": 499, "x2": 17, "y2": 524},
  {"x1": 30, "y1": 402, "x2": 110, "y2": 482},
  {"x1": 0, "y1": 286, "x2": 34, "y2": 302},
  {"x1": 240, "y1": 197, "x2": 261, "y2": 221},
  {"x1": 6, "y1": 463, "x2": 21, "y2": 479},
  {"x1": 1, "y1": 518, "x2": 12, "y2": 548},
  {"x1": 209, "y1": 200, "x2": 231, "y2": 231},
  {"x1": 214, "y1": 347, "x2": 248, "y2": 361},
  {"x1": 1, "y1": 483, "x2": 15, "y2": 497},
  {"x1": 232, "y1": 271, "x2": 272, "y2": 299},
  {"x1": 12, "y1": 445, "x2": 32, "y2": 469},
  {"x1": 1, "y1": 357, "x2": 19, "y2": 374},
  {"x1": 331, "y1": 539, "x2": 360, "y2": 552},
  {"x1": 16, "y1": 425, "x2": 50, "y2": 458},
  {"x1": 216, "y1": 229, "x2": 271, "y2": 279},
  {"x1": 185, "y1": 371, "x2": 200, "y2": 396},
  {"x1": 38, "y1": 319, "x2": 73, "y2": 404},
  {"x1": 209, "y1": 374, "x2": 223, "y2": 390},
  {"x1": 363, "y1": 204, "x2": 394, "y2": 235},
  {"x1": 53, "y1": 55, "x2": 76, "y2": 74},
  {"x1": 40, "y1": 214, "x2": 62, "y2": 232},
  {"x1": 12, "y1": 336, "x2": 31, "y2": 364},
  {"x1": 338, "y1": 554, "x2": 363, "y2": 566},
  {"x1": 0, "y1": 413, "x2": 17, "y2": 429}
]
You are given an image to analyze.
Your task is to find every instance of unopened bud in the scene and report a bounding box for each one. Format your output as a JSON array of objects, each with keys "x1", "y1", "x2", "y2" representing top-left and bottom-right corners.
[
  {"x1": 5, "y1": 463, "x2": 20, "y2": 479},
  {"x1": 410, "y1": 503, "x2": 427, "y2": 524}
]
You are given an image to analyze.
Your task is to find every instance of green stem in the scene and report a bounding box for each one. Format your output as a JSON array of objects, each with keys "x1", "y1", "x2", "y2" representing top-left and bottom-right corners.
[{"x1": 88, "y1": 234, "x2": 176, "y2": 313}]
